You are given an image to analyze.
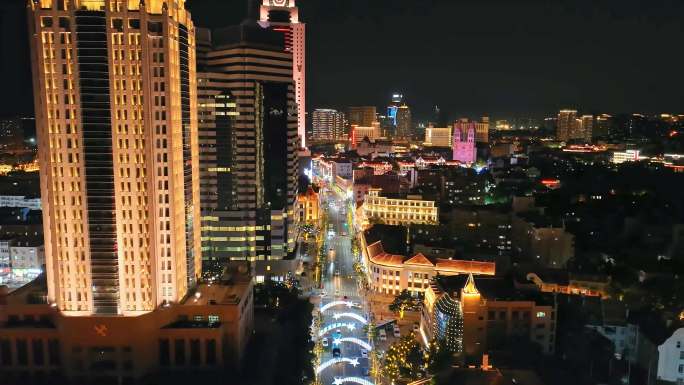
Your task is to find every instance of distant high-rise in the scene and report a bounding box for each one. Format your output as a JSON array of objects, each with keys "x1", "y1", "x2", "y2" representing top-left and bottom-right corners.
[
  {"x1": 28, "y1": 0, "x2": 200, "y2": 315},
  {"x1": 595, "y1": 114, "x2": 612, "y2": 138},
  {"x1": 196, "y1": 21, "x2": 298, "y2": 263},
  {"x1": 557, "y1": 109, "x2": 578, "y2": 142},
  {"x1": 259, "y1": 0, "x2": 306, "y2": 148},
  {"x1": 348, "y1": 106, "x2": 377, "y2": 127},
  {"x1": 387, "y1": 93, "x2": 403, "y2": 126},
  {"x1": 351, "y1": 122, "x2": 382, "y2": 146},
  {"x1": 454, "y1": 118, "x2": 489, "y2": 143},
  {"x1": 424, "y1": 124, "x2": 452, "y2": 147},
  {"x1": 396, "y1": 105, "x2": 412, "y2": 139},
  {"x1": 312, "y1": 109, "x2": 345, "y2": 141},
  {"x1": 453, "y1": 125, "x2": 476, "y2": 164},
  {"x1": 580, "y1": 115, "x2": 594, "y2": 142}
]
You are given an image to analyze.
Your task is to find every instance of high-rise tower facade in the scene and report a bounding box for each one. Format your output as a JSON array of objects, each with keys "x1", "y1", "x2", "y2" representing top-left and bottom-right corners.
[
  {"x1": 312, "y1": 108, "x2": 345, "y2": 141},
  {"x1": 387, "y1": 93, "x2": 403, "y2": 126},
  {"x1": 396, "y1": 104, "x2": 412, "y2": 138},
  {"x1": 28, "y1": 0, "x2": 200, "y2": 315},
  {"x1": 196, "y1": 22, "x2": 298, "y2": 264},
  {"x1": 259, "y1": 0, "x2": 306, "y2": 148},
  {"x1": 347, "y1": 106, "x2": 377, "y2": 127},
  {"x1": 557, "y1": 109, "x2": 578, "y2": 142}
]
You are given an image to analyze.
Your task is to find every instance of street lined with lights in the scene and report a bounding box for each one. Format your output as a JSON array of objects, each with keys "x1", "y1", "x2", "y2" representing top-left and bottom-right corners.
[{"x1": 314, "y1": 186, "x2": 376, "y2": 385}]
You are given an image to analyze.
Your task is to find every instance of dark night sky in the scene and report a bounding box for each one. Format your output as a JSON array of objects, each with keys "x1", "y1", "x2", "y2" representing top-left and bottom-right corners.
[{"x1": 2, "y1": 0, "x2": 683, "y2": 121}]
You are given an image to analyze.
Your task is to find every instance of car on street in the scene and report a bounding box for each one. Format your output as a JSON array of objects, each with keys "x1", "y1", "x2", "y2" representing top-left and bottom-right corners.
[
  {"x1": 361, "y1": 349, "x2": 368, "y2": 358},
  {"x1": 321, "y1": 338, "x2": 329, "y2": 347}
]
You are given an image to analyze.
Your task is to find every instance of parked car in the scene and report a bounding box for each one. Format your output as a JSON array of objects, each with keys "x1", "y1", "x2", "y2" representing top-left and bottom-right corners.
[{"x1": 361, "y1": 350, "x2": 368, "y2": 358}]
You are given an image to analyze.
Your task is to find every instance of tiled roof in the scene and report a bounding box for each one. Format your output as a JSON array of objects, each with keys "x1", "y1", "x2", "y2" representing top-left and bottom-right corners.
[
  {"x1": 404, "y1": 253, "x2": 434, "y2": 266},
  {"x1": 435, "y1": 259, "x2": 496, "y2": 275},
  {"x1": 370, "y1": 252, "x2": 405, "y2": 267}
]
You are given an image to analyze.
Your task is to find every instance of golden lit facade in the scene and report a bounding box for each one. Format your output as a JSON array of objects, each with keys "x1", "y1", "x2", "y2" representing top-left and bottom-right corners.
[
  {"x1": 361, "y1": 188, "x2": 438, "y2": 227},
  {"x1": 351, "y1": 122, "x2": 382, "y2": 145},
  {"x1": 362, "y1": 238, "x2": 495, "y2": 296},
  {"x1": 424, "y1": 125, "x2": 452, "y2": 147},
  {"x1": 296, "y1": 186, "x2": 319, "y2": 224},
  {"x1": 557, "y1": 109, "x2": 578, "y2": 142},
  {"x1": 28, "y1": 0, "x2": 200, "y2": 315}
]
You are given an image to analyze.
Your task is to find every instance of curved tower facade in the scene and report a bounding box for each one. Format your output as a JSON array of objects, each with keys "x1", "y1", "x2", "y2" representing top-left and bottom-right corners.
[{"x1": 259, "y1": 0, "x2": 306, "y2": 148}]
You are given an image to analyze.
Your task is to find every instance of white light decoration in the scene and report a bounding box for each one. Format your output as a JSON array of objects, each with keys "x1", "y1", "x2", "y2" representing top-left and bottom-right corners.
[
  {"x1": 332, "y1": 337, "x2": 372, "y2": 351},
  {"x1": 316, "y1": 357, "x2": 359, "y2": 374},
  {"x1": 333, "y1": 312, "x2": 368, "y2": 324},
  {"x1": 320, "y1": 300, "x2": 354, "y2": 313},
  {"x1": 332, "y1": 377, "x2": 376, "y2": 385},
  {"x1": 318, "y1": 322, "x2": 356, "y2": 337},
  {"x1": 418, "y1": 324, "x2": 429, "y2": 347}
]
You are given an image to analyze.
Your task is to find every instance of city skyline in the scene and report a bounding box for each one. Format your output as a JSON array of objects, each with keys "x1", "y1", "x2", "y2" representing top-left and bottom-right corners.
[{"x1": 3, "y1": 0, "x2": 684, "y2": 121}]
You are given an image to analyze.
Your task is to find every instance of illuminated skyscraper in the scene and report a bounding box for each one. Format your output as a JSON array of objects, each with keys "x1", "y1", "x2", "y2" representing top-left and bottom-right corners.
[
  {"x1": 347, "y1": 106, "x2": 377, "y2": 127},
  {"x1": 580, "y1": 115, "x2": 594, "y2": 142},
  {"x1": 259, "y1": 0, "x2": 306, "y2": 148},
  {"x1": 196, "y1": 21, "x2": 298, "y2": 264},
  {"x1": 595, "y1": 114, "x2": 612, "y2": 138},
  {"x1": 424, "y1": 124, "x2": 452, "y2": 147},
  {"x1": 387, "y1": 93, "x2": 403, "y2": 126},
  {"x1": 312, "y1": 108, "x2": 345, "y2": 140},
  {"x1": 27, "y1": 0, "x2": 200, "y2": 315},
  {"x1": 557, "y1": 109, "x2": 578, "y2": 141},
  {"x1": 396, "y1": 104, "x2": 412, "y2": 138}
]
